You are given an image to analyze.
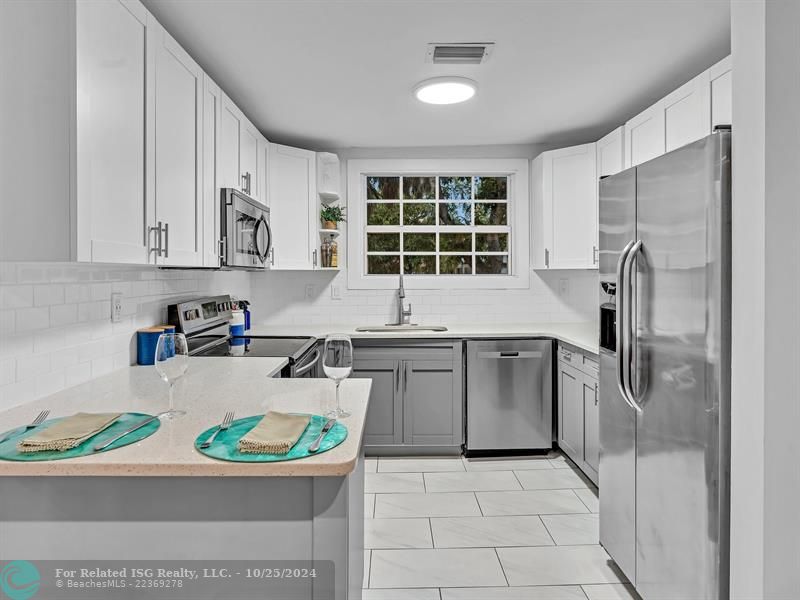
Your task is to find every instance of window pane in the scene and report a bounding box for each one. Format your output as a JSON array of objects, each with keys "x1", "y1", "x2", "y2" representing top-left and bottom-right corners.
[
  {"x1": 474, "y1": 176, "x2": 507, "y2": 199},
  {"x1": 367, "y1": 176, "x2": 400, "y2": 200},
  {"x1": 404, "y1": 233, "x2": 436, "y2": 252},
  {"x1": 367, "y1": 233, "x2": 400, "y2": 252},
  {"x1": 476, "y1": 233, "x2": 508, "y2": 252},
  {"x1": 404, "y1": 255, "x2": 436, "y2": 275},
  {"x1": 367, "y1": 255, "x2": 400, "y2": 274},
  {"x1": 367, "y1": 203, "x2": 400, "y2": 225},
  {"x1": 440, "y1": 255, "x2": 473, "y2": 274},
  {"x1": 474, "y1": 202, "x2": 507, "y2": 226},
  {"x1": 403, "y1": 203, "x2": 436, "y2": 225},
  {"x1": 476, "y1": 255, "x2": 509, "y2": 274},
  {"x1": 439, "y1": 203, "x2": 472, "y2": 226},
  {"x1": 403, "y1": 176, "x2": 435, "y2": 200},
  {"x1": 440, "y1": 233, "x2": 472, "y2": 252},
  {"x1": 439, "y1": 176, "x2": 472, "y2": 200}
]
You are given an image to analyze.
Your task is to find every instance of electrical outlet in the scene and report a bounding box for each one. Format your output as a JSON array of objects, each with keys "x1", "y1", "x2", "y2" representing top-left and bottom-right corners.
[
  {"x1": 559, "y1": 278, "x2": 570, "y2": 298},
  {"x1": 111, "y1": 292, "x2": 123, "y2": 323},
  {"x1": 330, "y1": 285, "x2": 341, "y2": 300},
  {"x1": 305, "y1": 284, "x2": 316, "y2": 299}
]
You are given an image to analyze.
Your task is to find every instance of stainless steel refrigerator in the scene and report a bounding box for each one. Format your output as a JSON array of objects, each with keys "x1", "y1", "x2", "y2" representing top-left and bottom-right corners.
[{"x1": 598, "y1": 129, "x2": 731, "y2": 600}]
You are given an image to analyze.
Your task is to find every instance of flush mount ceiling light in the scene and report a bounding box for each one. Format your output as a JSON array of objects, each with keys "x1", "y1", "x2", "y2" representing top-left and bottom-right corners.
[{"x1": 414, "y1": 77, "x2": 477, "y2": 105}]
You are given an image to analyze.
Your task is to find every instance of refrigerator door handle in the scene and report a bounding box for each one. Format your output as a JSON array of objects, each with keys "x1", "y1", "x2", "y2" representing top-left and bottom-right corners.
[
  {"x1": 623, "y1": 240, "x2": 644, "y2": 413},
  {"x1": 615, "y1": 240, "x2": 637, "y2": 411}
]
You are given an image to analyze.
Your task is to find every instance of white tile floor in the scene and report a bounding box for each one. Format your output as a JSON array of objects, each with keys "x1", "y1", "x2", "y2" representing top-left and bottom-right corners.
[{"x1": 363, "y1": 453, "x2": 640, "y2": 600}]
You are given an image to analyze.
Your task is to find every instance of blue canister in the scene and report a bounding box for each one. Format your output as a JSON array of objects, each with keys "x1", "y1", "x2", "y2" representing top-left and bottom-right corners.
[
  {"x1": 230, "y1": 310, "x2": 245, "y2": 341},
  {"x1": 137, "y1": 328, "x2": 164, "y2": 365},
  {"x1": 155, "y1": 325, "x2": 176, "y2": 357}
]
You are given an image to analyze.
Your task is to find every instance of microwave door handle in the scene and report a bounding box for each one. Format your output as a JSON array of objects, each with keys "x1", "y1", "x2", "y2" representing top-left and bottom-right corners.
[
  {"x1": 253, "y1": 217, "x2": 271, "y2": 263},
  {"x1": 616, "y1": 240, "x2": 634, "y2": 408},
  {"x1": 261, "y1": 218, "x2": 272, "y2": 263}
]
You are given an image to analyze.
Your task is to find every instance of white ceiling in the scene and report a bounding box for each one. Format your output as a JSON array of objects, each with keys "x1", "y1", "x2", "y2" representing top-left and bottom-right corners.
[{"x1": 142, "y1": 0, "x2": 730, "y2": 151}]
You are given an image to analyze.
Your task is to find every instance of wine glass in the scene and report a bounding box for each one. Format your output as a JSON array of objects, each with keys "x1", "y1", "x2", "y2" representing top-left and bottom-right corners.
[
  {"x1": 322, "y1": 334, "x2": 353, "y2": 418},
  {"x1": 154, "y1": 332, "x2": 189, "y2": 419}
]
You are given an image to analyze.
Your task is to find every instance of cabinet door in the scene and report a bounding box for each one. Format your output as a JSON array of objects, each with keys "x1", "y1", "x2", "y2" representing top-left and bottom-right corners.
[
  {"x1": 219, "y1": 94, "x2": 242, "y2": 191},
  {"x1": 354, "y1": 359, "x2": 402, "y2": 447},
  {"x1": 596, "y1": 127, "x2": 625, "y2": 178},
  {"x1": 663, "y1": 72, "x2": 711, "y2": 153},
  {"x1": 625, "y1": 103, "x2": 665, "y2": 168},
  {"x1": 558, "y1": 361, "x2": 584, "y2": 462},
  {"x1": 583, "y1": 373, "x2": 600, "y2": 473},
  {"x1": 404, "y1": 360, "x2": 462, "y2": 447},
  {"x1": 530, "y1": 155, "x2": 549, "y2": 269},
  {"x1": 75, "y1": 0, "x2": 151, "y2": 264},
  {"x1": 257, "y1": 136, "x2": 270, "y2": 207},
  {"x1": 708, "y1": 55, "x2": 732, "y2": 130},
  {"x1": 240, "y1": 119, "x2": 260, "y2": 199},
  {"x1": 201, "y1": 75, "x2": 222, "y2": 267},
  {"x1": 268, "y1": 143, "x2": 317, "y2": 270},
  {"x1": 149, "y1": 18, "x2": 203, "y2": 267},
  {"x1": 547, "y1": 143, "x2": 597, "y2": 269}
]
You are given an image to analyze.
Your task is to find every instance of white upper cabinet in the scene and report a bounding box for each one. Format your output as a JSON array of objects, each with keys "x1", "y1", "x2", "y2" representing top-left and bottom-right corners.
[
  {"x1": 148, "y1": 17, "x2": 203, "y2": 267},
  {"x1": 219, "y1": 94, "x2": 266, "y2": 204},
  {"x1": 268, "y1": 143, "x2": 318, "y2": 270},
  {"x1": 596, "y1": 126, "x2": 625, "y2": 178},
  {"x1": 708, "y1": 55, "x2": 732, "y2": 130},
  {"x1": 663, "y1": 72, "x2": 710, "y2": 153},
  {"x1": 257, "y1": 137, "x2": 270, "y2": 207},
  {"x1": 75, "y1": 0, "x2": 151, "y2": 264},
  {"x1": 531, "y1": 143, "x2": 598, "y2": 270},
  {"x1": 240, "y1": 120, "x2": 260, "y2": 199},
  {"x1": 624, "y1": 55, "x2": 731, "y2": 168}
]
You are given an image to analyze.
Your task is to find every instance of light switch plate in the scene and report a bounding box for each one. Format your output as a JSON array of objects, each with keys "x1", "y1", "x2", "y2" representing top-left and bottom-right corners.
[
  {"x1": 305, "y1": 284, "x2": 316, "y2": 299},
  {"x1": 559, "y1": 278, "x2": 570, "y2": 298},
  {"x1": 330, "y1": 285, "x2": 341, "y2": 300},
  {"x1": 111, "y1": 293, "x2": 123, "y2": 322}
]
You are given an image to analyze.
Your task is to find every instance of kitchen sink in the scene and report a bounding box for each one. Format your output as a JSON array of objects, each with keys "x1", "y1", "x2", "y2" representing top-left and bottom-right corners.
[{"x1": 354, "y1": 325, "x2": 449, "y2": 332}]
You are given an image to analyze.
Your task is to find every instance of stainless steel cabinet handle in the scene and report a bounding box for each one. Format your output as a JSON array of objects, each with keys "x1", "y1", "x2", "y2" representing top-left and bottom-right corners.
[
  {"x1": 313, "y1": 249, "x2": 318, "y2": 268},
  {"x1": 149, "y1": 222, "x2": 163, "y2": 259},
  {"x1": 270, "y1": 247, "x2": 275, "y2": 266},
  {"x1": 218, "y1": 238, "x2": 227, "y2": 266},
  {"x1": 593, "y1": 245, "x2": 599, "y2": 264},
  {"x1": 394, "y1": 364, "x2": 399, "y2": 392},
  {"x1": 403, "y1": 362, "x2": 409, "y2": 394},
  {"x1": 545, "y1": 248, "x2": 550, "y2": 268},
  {"x1": 595, "y1": 381, "x2": 599, "y2": 405},
  {"x1": 162, "y1": 222, "x2": 169, "y2": 259}
]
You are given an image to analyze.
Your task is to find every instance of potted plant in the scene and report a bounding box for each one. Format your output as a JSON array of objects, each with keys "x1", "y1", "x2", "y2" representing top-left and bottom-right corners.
[{"x1": 320, "y1": 205, "x2": 346, "y2": 230}]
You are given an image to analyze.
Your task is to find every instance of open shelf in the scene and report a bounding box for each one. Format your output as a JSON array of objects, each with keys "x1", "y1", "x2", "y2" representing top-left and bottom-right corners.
[{"x1": 319, "y1": 229, "x2": 341, "y2": 237}]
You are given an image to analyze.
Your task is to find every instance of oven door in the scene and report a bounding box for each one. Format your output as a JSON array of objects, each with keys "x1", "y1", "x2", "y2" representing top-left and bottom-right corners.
[{"x1": 224, "y1": 190, "x2": 271, "y2": 269}]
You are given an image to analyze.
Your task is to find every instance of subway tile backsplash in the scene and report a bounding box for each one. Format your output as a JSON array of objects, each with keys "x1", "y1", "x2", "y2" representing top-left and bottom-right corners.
[{"x1": 0, "y1": 263, "x2": 250, "y2": 411}]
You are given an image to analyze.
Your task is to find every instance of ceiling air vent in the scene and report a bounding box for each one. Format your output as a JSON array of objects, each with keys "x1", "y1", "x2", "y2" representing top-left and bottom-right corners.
[{"x1": 426, "y1": 43, "x2": 494, "y2": 65}]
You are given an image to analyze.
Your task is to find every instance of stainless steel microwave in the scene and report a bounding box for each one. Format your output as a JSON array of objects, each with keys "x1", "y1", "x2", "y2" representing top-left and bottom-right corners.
[{"x1": 221, "y1": 188, "x2": 272, "y2": 270}]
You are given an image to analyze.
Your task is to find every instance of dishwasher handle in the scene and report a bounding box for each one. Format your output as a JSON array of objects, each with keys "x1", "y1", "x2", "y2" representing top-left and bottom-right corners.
[{"x1": 477, "y1": 351, "x2": 544, "y2": 360}]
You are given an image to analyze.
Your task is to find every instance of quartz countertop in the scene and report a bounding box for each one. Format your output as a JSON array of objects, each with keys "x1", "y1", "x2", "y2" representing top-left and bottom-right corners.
[
  {"x1": 248, "y1": 321, "x2": 600, "y2": 355},
  {"x1": 0, "y1": 357, "x2": 371, "y2": 477}
]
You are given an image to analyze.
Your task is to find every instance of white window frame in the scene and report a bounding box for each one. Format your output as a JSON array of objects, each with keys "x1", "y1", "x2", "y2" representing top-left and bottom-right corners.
[{"x1": 347, "y1": 158, "x2": 530, "y2": 290}]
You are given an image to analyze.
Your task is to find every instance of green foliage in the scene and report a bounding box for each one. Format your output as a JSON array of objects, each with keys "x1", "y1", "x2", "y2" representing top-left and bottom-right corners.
[
  {"x1": 367, "y1": 203, "x2": 399, "y2": 225},
  {"x1": 320, "y1": 205, "x2": 346, "y2": 223}
]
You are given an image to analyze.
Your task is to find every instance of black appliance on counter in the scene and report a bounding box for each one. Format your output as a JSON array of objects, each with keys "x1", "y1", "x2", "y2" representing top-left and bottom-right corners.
[{"x1": 167, "y1": 295, "x2": 319, "y2": 378}]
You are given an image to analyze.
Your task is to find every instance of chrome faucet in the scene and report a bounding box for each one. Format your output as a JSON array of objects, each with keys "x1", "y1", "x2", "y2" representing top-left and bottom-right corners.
[{"x1": 389, "y1": 274, "x2": 413, "y2": 326}]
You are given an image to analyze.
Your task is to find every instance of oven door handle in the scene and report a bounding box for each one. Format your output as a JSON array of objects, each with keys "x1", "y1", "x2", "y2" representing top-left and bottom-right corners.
[{"x1": 293, "y1": 349, "x2": 321, "y2": 377}]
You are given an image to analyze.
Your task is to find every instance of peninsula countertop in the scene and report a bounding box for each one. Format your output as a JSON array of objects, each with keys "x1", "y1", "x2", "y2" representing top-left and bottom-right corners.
[
  {"x1": 0, "y1": 357, "x2": 371, "y2": 477},
  {"x1": 248, "y1": 321, "x2": 600, "y2": 355}
]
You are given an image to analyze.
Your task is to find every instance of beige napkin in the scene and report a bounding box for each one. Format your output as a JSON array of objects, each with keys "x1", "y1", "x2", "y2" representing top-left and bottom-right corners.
[
  {"x1": 17, "y1": 412, "x2": 121, "y2": 453},
  {"x1": 238, "y1": 411, "x2": 311, "y2": 455}
]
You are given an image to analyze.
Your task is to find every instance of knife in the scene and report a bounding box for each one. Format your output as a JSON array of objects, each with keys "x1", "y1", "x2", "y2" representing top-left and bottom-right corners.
[
  {"x1": 308, "y1": 419, "x2": 337, "y2": 453},
  {"x1": 93, "y1": 412, "x2": 169, "y2": 452}
]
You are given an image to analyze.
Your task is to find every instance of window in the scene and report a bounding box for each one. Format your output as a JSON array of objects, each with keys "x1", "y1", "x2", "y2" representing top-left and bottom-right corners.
[
  {"x1": 347, "y1": 158, "x2": 529, "y2": 290},
  {"x1": 364, "y1": 175, "x2": 511, "y2": 276}
]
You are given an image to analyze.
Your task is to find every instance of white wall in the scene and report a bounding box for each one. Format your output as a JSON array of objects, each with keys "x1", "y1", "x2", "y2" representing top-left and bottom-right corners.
[
  {"x1": 730, "y1": 1, "x2": 800, "y2": 598},
  {"x1": 0, "y1": 262, "x2": 250, "y2": 410},
  {"x1": 250, "y1": 144, "x2": 598, "y2": 328}
]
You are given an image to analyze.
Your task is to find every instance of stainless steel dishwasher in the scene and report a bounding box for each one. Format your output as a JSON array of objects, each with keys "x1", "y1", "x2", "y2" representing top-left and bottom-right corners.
[{"x1": 465, "y1": 339, "x2": 553, "y2": 455}]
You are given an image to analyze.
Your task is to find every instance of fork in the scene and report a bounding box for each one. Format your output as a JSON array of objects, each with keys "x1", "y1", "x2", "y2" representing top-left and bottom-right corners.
[
  {"x1": 200, "y1": 412, "x2": 234, "y2": 449},
  {"x1": 0, "y1": 409, "x2": 50, "y2": 444}
]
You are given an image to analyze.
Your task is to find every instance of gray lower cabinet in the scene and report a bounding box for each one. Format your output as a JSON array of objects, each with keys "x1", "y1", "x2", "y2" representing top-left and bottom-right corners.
[
  {"x1": 353, "y1": 340, "x2": 463, "y2": 454},
  {"x1": 557, "y1": 343, "x2": 600, "y2": 484}
]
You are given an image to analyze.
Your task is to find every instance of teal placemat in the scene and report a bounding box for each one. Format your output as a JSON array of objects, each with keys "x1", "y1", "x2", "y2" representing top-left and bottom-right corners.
[
  {"x1": 0, "y1": 412, "x2": 161, "y2": 462},
  {"x1": 195, "y1": 414, "x2": 347, "y2": 462}
]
